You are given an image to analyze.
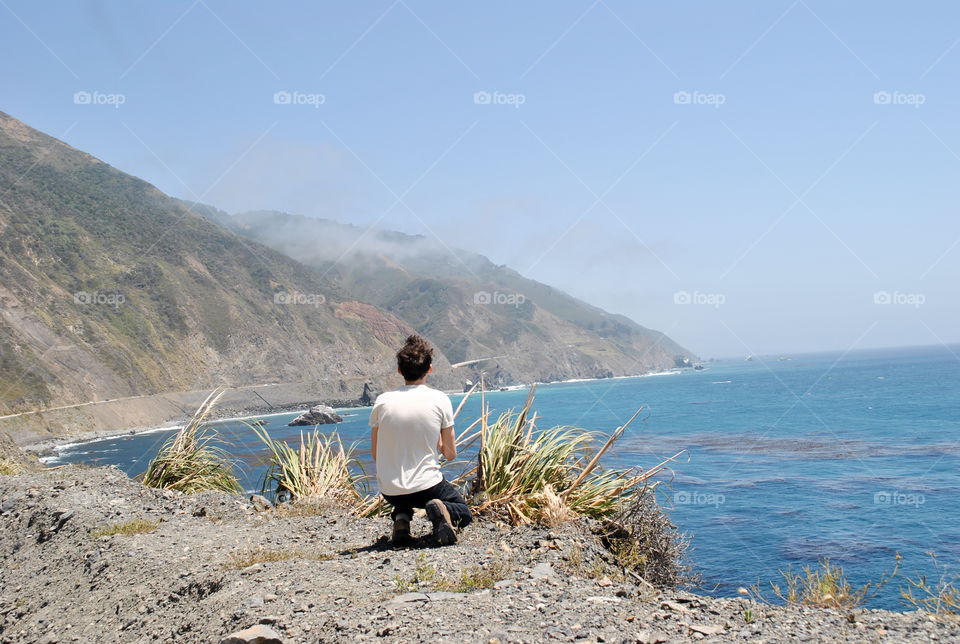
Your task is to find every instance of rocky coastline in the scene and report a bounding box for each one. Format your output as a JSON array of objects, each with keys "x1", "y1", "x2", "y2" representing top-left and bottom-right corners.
[{"x1": 0, "y1": 463, "x2": 957, "y2": 643}]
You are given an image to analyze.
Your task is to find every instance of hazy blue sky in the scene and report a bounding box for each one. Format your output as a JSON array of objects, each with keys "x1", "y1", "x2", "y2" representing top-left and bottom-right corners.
[{"x1": 3, "y1": 1, "x2": 958, "y2": 358}]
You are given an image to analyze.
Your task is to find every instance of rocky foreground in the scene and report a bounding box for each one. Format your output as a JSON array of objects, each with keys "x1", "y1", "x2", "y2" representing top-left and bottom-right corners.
[{"x1": 1, "y1": 466, "x2": 958, "y2": 644}]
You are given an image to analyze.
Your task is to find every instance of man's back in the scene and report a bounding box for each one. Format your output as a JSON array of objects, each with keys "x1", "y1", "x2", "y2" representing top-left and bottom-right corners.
[{"x1": 371, "y1": 384, "x2": 453, "y2": 495}]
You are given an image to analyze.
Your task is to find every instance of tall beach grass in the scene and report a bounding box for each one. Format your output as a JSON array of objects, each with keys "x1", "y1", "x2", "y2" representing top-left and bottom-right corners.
[
  {"x1": 253, "y1": 424, "x2": 364, "y2": 506},
  {"x1": 140, "y1": 388, "x2": 242, "y2": 494}
]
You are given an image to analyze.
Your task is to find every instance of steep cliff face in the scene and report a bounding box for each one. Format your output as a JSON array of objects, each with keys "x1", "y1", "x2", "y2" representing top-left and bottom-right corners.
[{"x1": 0, "y1": 111, "x2": 454, "y2": 413}]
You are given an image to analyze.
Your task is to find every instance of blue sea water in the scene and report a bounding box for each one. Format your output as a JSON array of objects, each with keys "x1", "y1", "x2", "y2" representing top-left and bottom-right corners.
[{"x1": 49, "y1": 345, "x2": 960, "y2": 609}]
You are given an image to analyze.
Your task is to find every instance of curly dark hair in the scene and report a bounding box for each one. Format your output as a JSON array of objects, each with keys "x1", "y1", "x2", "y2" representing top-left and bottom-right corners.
[{"x1": 397, "y1": 334, "x2": 433, "y2": 381}]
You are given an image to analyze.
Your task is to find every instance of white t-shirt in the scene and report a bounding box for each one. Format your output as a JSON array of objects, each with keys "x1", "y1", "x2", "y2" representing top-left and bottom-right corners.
[{"x1": 369, "y1": 384, "x2": 454, "y2": 495}]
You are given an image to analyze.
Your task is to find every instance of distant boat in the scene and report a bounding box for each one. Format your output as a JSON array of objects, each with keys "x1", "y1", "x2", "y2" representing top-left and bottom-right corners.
[
  {"x1": 779, "y1": 356, "x2": 790, "y2": 361},
  {"x1": 694, "y1": 364, "x2": 705, "y2": 371},
  {"x1": 744, "y1": 355, "x2": 753, "y2": 362}
]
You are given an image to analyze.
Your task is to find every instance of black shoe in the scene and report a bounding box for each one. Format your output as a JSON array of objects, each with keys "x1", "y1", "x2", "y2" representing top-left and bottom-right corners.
[
  {"x1": 426, "y1": 500, "x2": 456, "y2": 545},
  {"x1": 392, "y1": 514, "x2": 411, "y2": 544}
]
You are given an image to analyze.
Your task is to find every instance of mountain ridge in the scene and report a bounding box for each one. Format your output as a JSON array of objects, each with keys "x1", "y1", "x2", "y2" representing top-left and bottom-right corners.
[
  {"x1": 197, "y1": 206, "x2": 695, "y2": 386},
  {"x1": 0, "y1": 110, "x2": 693, "y2": 439}
]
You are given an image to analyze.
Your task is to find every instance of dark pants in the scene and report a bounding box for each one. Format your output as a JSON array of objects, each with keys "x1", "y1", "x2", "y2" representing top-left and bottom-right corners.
[{"x1": 382, "y1": 478, "x2": 473, "y2": 528}]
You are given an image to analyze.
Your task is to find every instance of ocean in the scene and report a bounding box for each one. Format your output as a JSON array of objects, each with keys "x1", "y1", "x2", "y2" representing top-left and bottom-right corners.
[{"x1": 47, "y1": 345, "x2": 960, "y2": 609}]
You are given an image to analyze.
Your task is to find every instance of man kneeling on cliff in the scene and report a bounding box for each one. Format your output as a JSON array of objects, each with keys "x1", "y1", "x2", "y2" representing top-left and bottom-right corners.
[{"x1": 370, "y1": 335, "x2": 472, "y2": 545}]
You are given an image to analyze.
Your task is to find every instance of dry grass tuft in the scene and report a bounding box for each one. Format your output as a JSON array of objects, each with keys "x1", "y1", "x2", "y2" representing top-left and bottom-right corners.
[
  {"x1": 90, "y1": 517, "x2": 162, "y2": 538},
  {"x1": 529, "y1": 484, "x2": 575, "y2": 527},
  {"x1": 0, "y1": 458, "x2": 25, "y2": 476},
  {"x1": 901, "y1": 554, "x2": 960, "y2": 615}
]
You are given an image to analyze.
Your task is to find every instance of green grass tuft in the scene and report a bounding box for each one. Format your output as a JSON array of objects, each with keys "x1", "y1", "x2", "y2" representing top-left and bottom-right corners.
[{"x1": 433, "y1": 560, "x2": 511, "y2": 593}]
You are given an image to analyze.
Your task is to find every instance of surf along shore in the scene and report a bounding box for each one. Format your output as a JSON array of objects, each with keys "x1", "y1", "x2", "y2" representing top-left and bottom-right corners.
[{"x1": 8, "y1": 370, "x2": 686, "y2": 456}]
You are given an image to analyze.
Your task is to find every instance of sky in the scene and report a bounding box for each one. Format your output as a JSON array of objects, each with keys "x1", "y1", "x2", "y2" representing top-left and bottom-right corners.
[{"x1": 2, "y1": 1, "x2": 958, "y2": 358}]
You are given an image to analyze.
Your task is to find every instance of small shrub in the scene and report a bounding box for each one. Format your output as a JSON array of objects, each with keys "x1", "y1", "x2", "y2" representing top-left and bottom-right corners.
[
  {"x1": 600, "y1": 491, "x2": 695, "y2": 588},
  {"x1": 141, "y1": 389, "x2": 241, "y2": 494},
  {"x1": 90, "y1": 517, "x2": 161, "y2": 538},
  {"x1": 434, "y1": 559, "x2": 512, "y2": 592},
  {"x1": 254, "y1": 425, "x2": 363, "y2": 506},
  {"x1": 395, "y1": 553, "x2": 436, "y2": 592},
  {"x1": 762, "y1": 555, "x2": 900, "y2": 610},
  {"x1": 901, "y1": 554, "x2": 960, "y2": 614},
  {"x1": 564, "y1": 543, "x2": 613, "y2": 580}
]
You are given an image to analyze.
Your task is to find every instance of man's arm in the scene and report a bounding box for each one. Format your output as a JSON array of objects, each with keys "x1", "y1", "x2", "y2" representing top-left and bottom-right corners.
[
  {"x1": 438, "y1": 425, "x2": 456, "y2": 461},
  {"x1": 371, "y1": 426, "x2": 378, "y2": 463}
]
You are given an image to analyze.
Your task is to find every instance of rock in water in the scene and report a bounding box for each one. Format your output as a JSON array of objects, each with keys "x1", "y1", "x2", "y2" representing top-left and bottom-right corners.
[
  {"x1": 287, "y1": 405, "x2": 342, "y2": 426},
  {"x1": 360, "y1": 381, "x2": 382, "y2": 406}
]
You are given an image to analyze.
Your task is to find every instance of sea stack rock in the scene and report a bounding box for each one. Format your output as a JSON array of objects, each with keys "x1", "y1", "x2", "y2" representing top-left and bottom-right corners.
[
  {"x1": 287, "y1": 404, "x2": 342, "y2": 426},
  {"x1": 360, "y1": 381, "x2": 382, "y2": 406}
]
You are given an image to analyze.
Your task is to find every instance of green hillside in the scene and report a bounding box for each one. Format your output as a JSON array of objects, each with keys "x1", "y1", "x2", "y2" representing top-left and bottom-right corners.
[{"x1": 0, "y1": 111, "x2": 437, "y2": 412}]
